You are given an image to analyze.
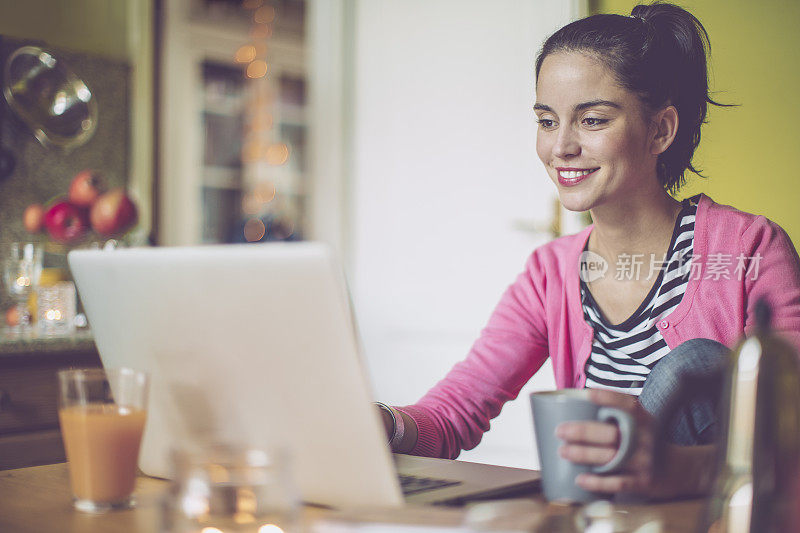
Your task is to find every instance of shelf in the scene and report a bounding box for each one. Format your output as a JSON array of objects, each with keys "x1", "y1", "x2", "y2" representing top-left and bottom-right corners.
[
  {"x1": 203, "y1": 166, "x2": 242, "y2": 189},
  {"x1": 203, "y1": 101, "x2": 244, "y2": 117},
  {"x1": 0, "y1": 329, "x2": 95, "y2": 356}
]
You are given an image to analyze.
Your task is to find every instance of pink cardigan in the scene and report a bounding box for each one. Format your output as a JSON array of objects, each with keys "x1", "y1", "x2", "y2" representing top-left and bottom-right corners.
[{"x1": 398, "y1": 194, "x2": 800, "y2": 459}]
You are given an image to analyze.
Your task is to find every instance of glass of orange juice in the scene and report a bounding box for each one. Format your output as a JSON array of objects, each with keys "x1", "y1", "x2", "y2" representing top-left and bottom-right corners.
[{"x1": 57, "y1": 367, "x2": 149, "y2": 513}]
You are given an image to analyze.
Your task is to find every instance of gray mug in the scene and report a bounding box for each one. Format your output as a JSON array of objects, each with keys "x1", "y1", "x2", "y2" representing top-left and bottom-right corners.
[{"x1": 530, "y1": 389, "x2": 636, "y2": 503}]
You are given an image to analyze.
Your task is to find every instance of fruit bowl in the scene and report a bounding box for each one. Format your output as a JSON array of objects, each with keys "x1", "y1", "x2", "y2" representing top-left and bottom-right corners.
[{"x1": 23, "y1": 170, "x2": 139, "y2": 246}]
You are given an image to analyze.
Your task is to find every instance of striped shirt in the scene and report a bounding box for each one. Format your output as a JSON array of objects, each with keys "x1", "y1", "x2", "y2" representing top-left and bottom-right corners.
[{"x1": 581, "y1": 195, "x2": 699, "y2": 395}]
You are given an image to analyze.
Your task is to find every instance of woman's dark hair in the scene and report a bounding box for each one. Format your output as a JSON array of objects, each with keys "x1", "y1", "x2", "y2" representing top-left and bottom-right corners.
[{"x1": 534, "y1": 2, "x2": 732, "y2": 194}]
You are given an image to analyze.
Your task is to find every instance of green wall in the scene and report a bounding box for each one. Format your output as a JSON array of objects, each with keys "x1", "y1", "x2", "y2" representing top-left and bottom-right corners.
[
  {"x1": 591, "y1": 0, "x2": 800, "y2": 246},
  {"x1": 0, "y1": 1, "x2": 131, "y2": 58}
]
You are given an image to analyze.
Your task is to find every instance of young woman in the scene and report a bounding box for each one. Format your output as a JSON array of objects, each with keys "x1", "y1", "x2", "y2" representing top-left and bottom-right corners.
[{"x1": 377, "y1": 2, "x2": 800, "y2": 499}]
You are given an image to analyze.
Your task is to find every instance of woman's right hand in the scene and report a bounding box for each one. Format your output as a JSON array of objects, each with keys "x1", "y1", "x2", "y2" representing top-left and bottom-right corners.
[
  {"x1": 556, "y1": 389, "x2": 715, "y2": 499},
  {"x1": 556, "y1": 389, "x2": 657, "y2": 496}
]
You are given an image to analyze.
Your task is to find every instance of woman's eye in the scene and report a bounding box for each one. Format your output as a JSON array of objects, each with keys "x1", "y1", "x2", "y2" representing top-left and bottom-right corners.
[
  {"x1": 536, "y1": 118, "x2": 556, "y2": 129},
  {"x1": 583, "y1": 117, "x2": 608, "y2": 127}
]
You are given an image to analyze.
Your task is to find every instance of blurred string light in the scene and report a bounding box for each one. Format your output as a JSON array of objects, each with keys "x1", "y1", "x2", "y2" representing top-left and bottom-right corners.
[
  {"x1": 235, "y1": 45, "x2": 256, "y2": 63},
  {"x1": 244, "y1": 218, "x2": 266, "y2": 242},
  {"x1": 254, "y1": 5, "x2": 276, "y2": 24},
  {"x1": 237, "y1": 0, "x2": 295, "y2": 242},
  {"x1": 250, "y1": 23, "x2": 273, "y2": 40},
  {"x1": 246, "y1": 60, "x2": 268, "y2": 79},
  {"x1": 254, "y1": 181, "x2": 276, "y2": 203},
  {"x1": 265, "y1": 143, "x2": 289, "y2": 165},
  {"x1": 240, "y1": 0, "x2": 272, "y2": 79},
  {"x1": 241, "y1": 182, "x2": 276, "y2": 215}
]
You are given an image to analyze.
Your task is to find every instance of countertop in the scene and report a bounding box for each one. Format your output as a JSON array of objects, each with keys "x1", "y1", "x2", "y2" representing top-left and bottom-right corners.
[{"x1": 0, "y1": 330, "x2": 96, "y2": 356}]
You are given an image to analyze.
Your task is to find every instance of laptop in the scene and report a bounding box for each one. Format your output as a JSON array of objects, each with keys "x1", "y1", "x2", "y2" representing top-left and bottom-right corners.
[{"x1": 67, "y1": 243, "x2": 539, "y2": 508}]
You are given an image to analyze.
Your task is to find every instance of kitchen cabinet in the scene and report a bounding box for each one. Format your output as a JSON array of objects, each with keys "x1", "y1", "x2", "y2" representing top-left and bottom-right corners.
[
  {"x1": 0, "y1": 334, "x2": 101, "y2": 470},
  {"x1": 160, "y1": 0, "x2": 308, "y2": 246}
]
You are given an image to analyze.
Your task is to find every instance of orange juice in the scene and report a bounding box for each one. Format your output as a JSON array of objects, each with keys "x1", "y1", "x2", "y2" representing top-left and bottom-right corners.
[{"x1": 58, "y1": 403, "x2": 147, "y2": 503}]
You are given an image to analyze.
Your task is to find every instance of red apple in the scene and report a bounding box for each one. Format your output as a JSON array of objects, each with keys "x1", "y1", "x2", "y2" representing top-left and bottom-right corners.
[
  {"x1": 68, "y1": 169, "x2": 105, "y2": 207},
  {"x1": 5, "y1": 306, "x2": 19, "y2": 327},
  {"x1": 23, "y1": 203, "x2": 45, "y2": 233},
  {"x1": 44, "y1": 200, "x2": 90, "y2": 244},
  {"x1": 90, "y1": 189, "x2": 138, "y2": 237}
]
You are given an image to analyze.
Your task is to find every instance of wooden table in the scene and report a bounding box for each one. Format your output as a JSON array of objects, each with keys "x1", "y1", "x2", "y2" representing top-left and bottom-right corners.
[{"x1": 0, "y1": 463, "x2": 707, "y2": 532}]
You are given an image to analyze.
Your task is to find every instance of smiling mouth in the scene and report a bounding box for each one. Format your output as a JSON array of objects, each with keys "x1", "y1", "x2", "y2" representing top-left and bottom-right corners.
[
  {"x1": 556, "y1": 167, "x2": 599, "y2": 187},
  {"x1": 558, "y1": 168, "x2": 599, "y2": 179}
]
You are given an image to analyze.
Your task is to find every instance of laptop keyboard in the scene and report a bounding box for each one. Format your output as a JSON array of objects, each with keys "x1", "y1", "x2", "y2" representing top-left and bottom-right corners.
[{"x1": 398, "y1": 473, "x2": 462, "y2": 496}]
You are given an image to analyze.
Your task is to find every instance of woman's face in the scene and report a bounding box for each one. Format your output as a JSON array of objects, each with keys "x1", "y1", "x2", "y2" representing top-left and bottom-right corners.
[{"x1": 535, "y1": 51, "x2": 659, "y2": 213}]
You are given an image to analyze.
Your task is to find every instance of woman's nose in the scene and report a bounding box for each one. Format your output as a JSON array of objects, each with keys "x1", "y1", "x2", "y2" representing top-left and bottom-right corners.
[{"x1": 553, "y1": 125, "x2": 580, "y2": 159}]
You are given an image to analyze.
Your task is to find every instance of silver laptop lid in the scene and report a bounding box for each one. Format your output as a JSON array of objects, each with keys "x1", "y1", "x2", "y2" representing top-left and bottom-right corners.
[{"x1": 68, "y1": 243, "x2": 404, "y2": 508}]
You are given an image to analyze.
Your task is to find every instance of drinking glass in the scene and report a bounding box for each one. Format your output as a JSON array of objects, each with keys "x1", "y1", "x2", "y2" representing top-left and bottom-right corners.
[
  {"x1": 160, "y1": 444, "x2": 300, "y2": 533},
  {"x1": 3, "y1": 242, "x2": 43, "y2": 334},
  {"x1": 36, "y1": 281, "x2": 77, "y2": 336},
  {"x1": 58, "y1": 368, "x2": 149, "y2": 513}
]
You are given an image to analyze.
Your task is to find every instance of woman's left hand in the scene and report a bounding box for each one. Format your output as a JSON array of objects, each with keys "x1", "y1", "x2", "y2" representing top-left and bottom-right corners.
[{"x1": 555, "y1": 388, "x2": 657, "y2": 496}]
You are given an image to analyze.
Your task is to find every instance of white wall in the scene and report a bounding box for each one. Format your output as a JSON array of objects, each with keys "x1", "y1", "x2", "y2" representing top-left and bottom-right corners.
[{"x1": 339, "y1": 0, "x2": 580, "y2": 468}]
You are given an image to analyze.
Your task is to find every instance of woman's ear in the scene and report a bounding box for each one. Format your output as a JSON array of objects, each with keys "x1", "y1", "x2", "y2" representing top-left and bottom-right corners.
[{"x1": 650, "y1": 105, "x2": 679, "y2": 156}]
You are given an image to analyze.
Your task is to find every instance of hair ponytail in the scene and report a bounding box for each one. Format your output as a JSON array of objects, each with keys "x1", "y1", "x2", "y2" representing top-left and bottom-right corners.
[{"x1": 535, "y1": 1, "x2": 734, "y2": 193}]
